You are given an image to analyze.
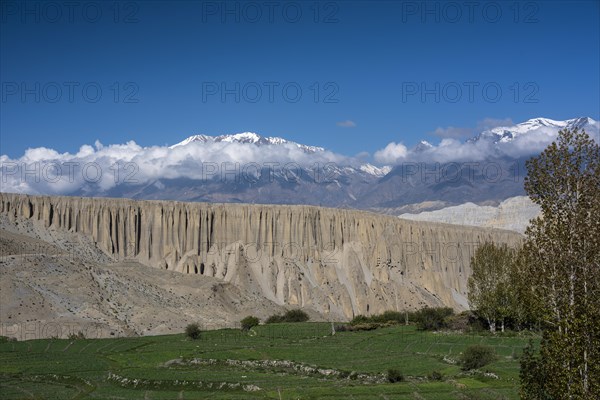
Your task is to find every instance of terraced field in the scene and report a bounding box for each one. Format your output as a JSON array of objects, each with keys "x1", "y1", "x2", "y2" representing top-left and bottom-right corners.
[{"x1": 0, "y1": 323, "x2": 537, "y2": 399}]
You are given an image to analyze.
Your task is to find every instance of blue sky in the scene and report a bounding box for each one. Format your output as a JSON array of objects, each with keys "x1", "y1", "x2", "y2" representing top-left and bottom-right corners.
[{"x1": 1, "y1": 0, "x2": 599, "y2": 158}]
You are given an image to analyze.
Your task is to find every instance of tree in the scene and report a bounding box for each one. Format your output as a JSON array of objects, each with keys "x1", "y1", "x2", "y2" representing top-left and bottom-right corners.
[
  {"x1": 468, "y1": 242, "x2": 516, "y2": 332},
  {"x1": 240, "y1": 316, "x2": 260, "y2": 331},
  {"x1": 185, "y1": 323, "x2": 201, "y2": 340},
  {"x1": 411, "y1": 307, "x2": 453, "y2": 331},
  {"x1": 519, "y1": 128, "x2": 600, "y2": 399},
  {"x1": 460, "y1": 345, "x2": 496, "y2": 371}
]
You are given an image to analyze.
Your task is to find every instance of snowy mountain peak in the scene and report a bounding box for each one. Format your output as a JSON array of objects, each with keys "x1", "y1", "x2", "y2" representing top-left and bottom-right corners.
[
  {"x1": 414, "y1": 140, "x2": 434, "y2": 152},
  {"x1": 170, "y1": 132, "x2": 325, "y2": 153},
  {"x1": 218, "y1": 132, "x2": 263, "y2": 144},
  {"x1": 471, "y1": 116, "x2": 597, "y2": 144},
  {"x1": 359, "y1": 163, "x2": 392, "y2": 177}
]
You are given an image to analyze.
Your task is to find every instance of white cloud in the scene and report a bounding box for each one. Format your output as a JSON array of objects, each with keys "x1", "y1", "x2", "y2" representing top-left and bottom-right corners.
[
  {"x1": 2, "y1": 118, "x2": 597, "y2": 195},
  {"x1": 429, "y1": 117, "x2": 514, "y2": 139},
  {"x1": 375, "y1": 118, "x2": 599, "y2": 165},
  {"x1": 0, "y1": 137, "x2": 355, "y2": 195},
  {"x1": 336, "y1": 120, "x2": 356, "y2": 128},
  {"x1": 373, "y1": 142, "x2": 408, "y2": 164}
]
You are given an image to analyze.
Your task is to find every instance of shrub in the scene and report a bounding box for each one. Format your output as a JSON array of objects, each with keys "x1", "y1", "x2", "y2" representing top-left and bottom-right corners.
[
  {"x1": 350, "y1": 314, "x2": 370, "y2": 325},
  {"x1": 461, "y1": 345, "x2": 496, "y2": 370},
  {"x1": 429, "y1": 370, "x2": 443, "y2": 381},
  {"x1": 266, "y1": 309, "x2": 310, "y2": 323},
  {"x1": 283, "y1": 309, "x2": 309, "y2": 322},
  {"x1": 387, "y1": 368, "x2": 404, "y2": 383},
  {"x1": 240, "y1": 316, "x2": 260, "y2": 331},
  {"x1": 381, "y1": 310, "x2": 404, "y2": 323},
  {"x1": 350, "y1": 323, "x2": 381, "y2": 331},
  {"x1": 445, "y1": 312, "x2": 472, "y2": 331},
  {"x1": 185, "y1": 323, "x2": 201, "y2": 340},
  {"x1": 265, "y1": 314, "x2": 284, "y2": 324},
  {"x1": 350, "y1": 311, "x2": 405, "y2": 326},
  {"x1": 412, "y1": 307, "x2": 454, "y2": 331},
  {"x1": 334, "y1": 324, "x2": 351, "y2": 332}
]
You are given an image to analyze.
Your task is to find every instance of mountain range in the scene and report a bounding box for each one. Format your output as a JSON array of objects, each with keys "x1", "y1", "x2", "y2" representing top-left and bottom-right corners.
[{"x1": 1, "y1": 117, "x2": 598, "y2": 216}]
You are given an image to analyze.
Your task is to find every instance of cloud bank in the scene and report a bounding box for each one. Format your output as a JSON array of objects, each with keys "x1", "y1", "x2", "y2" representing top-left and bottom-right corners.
[
  {"x1": 0, "y1": 139, "x2": 353, "y2": 195},
  {"x1": 1, "y1": 118, "x2": 597, "y2": 196}
]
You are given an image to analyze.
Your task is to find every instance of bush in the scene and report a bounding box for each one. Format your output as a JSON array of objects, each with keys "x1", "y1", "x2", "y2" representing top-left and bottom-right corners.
[
  {"x1": 350, "y1": 323, "x2": 381, "y2": 331},
  {"x1": 350, "y1": 311, "x2": 406, "y2": 326},
  {"x1": 265, "y1": 314, "x2": 284, "y2": 324},
  {"x1": 429, "y1": 370, "x2": 443, "y2": 381},
  {"x1": 412, "y1": 307, "x2": 454, "y2": 331},
  {"x1": 185, "y1": 323, "x2": 201, "y2": 340},
  {"x1": 283, "y1": 309, "x2": 309, "y2": 322},
  {"x1": 266, "y1": 309, "x2": 309, "y2": 323},
  {"x1": 380, "y1": 310, "x2": 405, "y2": 323},
  {"x1": 387, "y1": 368, "x2": 404, "y2": 383},
  {"x1": 461, "y1": 345, "x2": 496, "y2": 370},
  {"x1": 240, "y1": 316, "x2": 260, "y2": 331},
  {"x1": 350, "y1": 314, "x2": 370, "y2": 325}
]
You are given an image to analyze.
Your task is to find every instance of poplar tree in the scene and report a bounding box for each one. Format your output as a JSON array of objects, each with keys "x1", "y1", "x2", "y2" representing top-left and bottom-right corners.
[{"x1": 520, "y1": 128, "x2": 600, "y2": 399}]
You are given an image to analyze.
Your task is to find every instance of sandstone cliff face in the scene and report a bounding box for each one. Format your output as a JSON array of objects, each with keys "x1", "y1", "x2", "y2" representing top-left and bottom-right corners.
[{"x1": 0, "y1": 193, "x2": 522, "y2": 319}]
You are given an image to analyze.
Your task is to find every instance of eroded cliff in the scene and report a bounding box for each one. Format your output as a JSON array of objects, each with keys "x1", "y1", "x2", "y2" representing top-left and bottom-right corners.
[{"x1": 0, "y1": 193, "x2": 522, "y2": 319}]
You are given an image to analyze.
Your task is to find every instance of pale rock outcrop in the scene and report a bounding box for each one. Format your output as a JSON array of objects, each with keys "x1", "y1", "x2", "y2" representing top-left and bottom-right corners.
[
  {"x1": 0, "y1": 193, "x2": 522, "y2": 319},
  {"x1": 399, "y1": 196, "x2": 541, "y2": 233}
]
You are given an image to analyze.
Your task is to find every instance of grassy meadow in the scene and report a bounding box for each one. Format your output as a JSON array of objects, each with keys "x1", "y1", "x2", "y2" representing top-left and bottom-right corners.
[{"x1": 0, "y1": 323, "x2": 538, "y2": 399}]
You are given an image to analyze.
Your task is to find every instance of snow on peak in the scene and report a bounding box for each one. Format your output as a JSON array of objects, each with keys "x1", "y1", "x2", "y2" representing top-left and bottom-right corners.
[
  {"x1": 414, "y1": 140, "x2": 434, "y2": 152},
  {"x1": 170, "y1": 132, "x2": 325, "y2": 153},
  {"x1": 472, "y1": 117, "x2": 597, "y2": 144},
  {"x1": 360, "y1": 163, "x2": 392, "y2": 177}
]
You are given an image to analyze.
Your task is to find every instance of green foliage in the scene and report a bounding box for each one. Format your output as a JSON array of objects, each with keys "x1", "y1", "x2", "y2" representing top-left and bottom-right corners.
[
  {"x1": 460, "y1": 345, "x2": 496, "y2": 370},
  {"x1": 412, "y1": 307, "x2": 454, "y2": 331},
  {"x1": 445, "y1": 311, "x2": 484, "y2": 332},
  {"x1": 337, "y1": 322, "x2": 383, "y2": 332},
  {"x1": 266, "y1": 309, "x2": 310, "y2": 323},
  {"x1": 428, "y1": 370, "x2": 443, "y2": 381},
  {"x1": 283, "y1": 309, "x2": 309, "y2": 322},
  {"x1": 265, "y1": 314, "x2": 284, "y2": 324},
  {"x1": 349, "y1": 308, "x2": 456, "y2": 331},
  {"x1": 0, "y1": 323, "x2": 535, "y2": 399},
  {"x1": 468, "y1": 242, "x2": 517, "y2": 333},
  {"x1": 349, "y1": 314, "x2": 370, "y2": 325},
  {"x1": 519, "y1": 340, "x2": 551, "y2": 400},
  {"x1": 386, "y1": 368, "x2": 404, "y2": 383},
  {"x1": 184, "y1": 323, "x2": 201, "y2": 340},
  {"x1": 240, "y1": 316, "x2": 260, "y2": 331},
  {"x1": 520, "y1": 128, "x2": 600, "y2": 398}
]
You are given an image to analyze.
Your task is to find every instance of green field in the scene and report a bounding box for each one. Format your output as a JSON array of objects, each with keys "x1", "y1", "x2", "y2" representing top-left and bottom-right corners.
[{"x1": 0, "y1": 323, "x2": 537, "y2": 399}]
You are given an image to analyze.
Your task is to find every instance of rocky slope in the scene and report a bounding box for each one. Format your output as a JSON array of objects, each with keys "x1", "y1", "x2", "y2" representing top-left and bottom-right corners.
[
  {"x1": 0, "y1": 193, "x2": 523, "y2": 338},
  {"x1": 399, "y1": 196, "x2": 541, "y2": 233}
]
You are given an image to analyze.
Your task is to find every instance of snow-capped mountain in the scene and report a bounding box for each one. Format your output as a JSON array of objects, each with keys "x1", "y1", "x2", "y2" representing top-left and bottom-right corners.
[
  {"x1": 3, "y1": 116, "x2": 597, "y2": 214},
  {"x1": 170, "y1": 132, "x2": 391, "y2": 177},
  {"x1": 359, "y1": 163, "x2": 392, "y2": 177},
  {"x1": 470, "y1": 117, "x2": 597, "y2": 144},
  {"x1": 170, "y1": 132, "x2": 325, "y2": 153},
  {"x1": 414, "y1": 140, "x2": 434, "y2": 152}
]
